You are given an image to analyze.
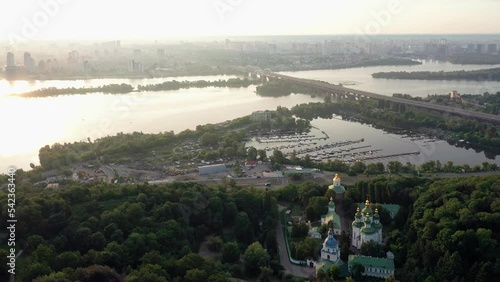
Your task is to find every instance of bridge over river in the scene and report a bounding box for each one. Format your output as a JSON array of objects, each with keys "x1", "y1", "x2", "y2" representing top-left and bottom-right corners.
[{"x1": 241, "y1": 66, "x2": 500, "y2": 125}]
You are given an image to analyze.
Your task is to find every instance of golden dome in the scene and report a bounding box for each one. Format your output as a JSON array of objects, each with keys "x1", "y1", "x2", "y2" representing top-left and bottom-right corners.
[
  {"x1": 333, "y1": 173, "x2": 341, "y2": 182},
  {"x1": 365, "y1": 199, "x2": 370, "y2": 206},
  {"x1": 375, "y1": 208, "x2": 379, "y2": 213},
  {"x1": 356, "y1": 206, "x2": 360, "y2": 212}
]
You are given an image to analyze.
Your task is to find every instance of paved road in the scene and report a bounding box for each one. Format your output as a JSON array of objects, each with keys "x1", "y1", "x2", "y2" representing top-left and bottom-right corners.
[
  {"x1": 276, "y1": 205, "x2": 316, "y2": 279},
  {"x1": 100, "y1": 164, "x2": 115, "y2": 183}
]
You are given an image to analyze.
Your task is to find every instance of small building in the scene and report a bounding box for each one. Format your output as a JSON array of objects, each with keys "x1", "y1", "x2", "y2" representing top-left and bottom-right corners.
[
  {"x1": 244, "y1": 161, "x2": 257, "y2": 167},
  {"x1": 284, "y1": 167, "x2": 314, "y2": 178},
  {"x1": 251, "y1": 110, "x2": 272, "y2": 122},
  {"x1": 320, "y1": 229, "x2": 340, "y2": 263},
  {"x1": 45, "y1": 183, "x2": 60, "y2": 189},
  {"x1": 450, "y1": 90, "x2": 461, "y2": 99},
  {"x1": 321, "y1": 198, "x2": 342, "y2": 235},
  {"x1": 328, "y1": 173, "x2": 346, "y2": 200},
  {"x1": 348, "y1": 253, "x2": 395, "y2": 279},
  {"x1": 198, "y1": 164, "x2": 227, "y2": 175},
  {"x1": 308, "y1": 226, "x2": 322, "y2": 239},
  {"x1": 315, "y1": 229, "x2": 350, "y2": 275}
]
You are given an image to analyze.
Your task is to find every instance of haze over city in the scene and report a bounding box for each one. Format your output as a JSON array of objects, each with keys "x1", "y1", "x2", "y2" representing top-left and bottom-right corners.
[{"x1": 1, "y1": 0, "x2": 500, "y2": 41}]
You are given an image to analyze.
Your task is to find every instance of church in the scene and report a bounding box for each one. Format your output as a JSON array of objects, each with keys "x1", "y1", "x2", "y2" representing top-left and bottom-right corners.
[
  {"x1": 320, "y1": 228, "x2": 340, "y2": 263},
  {"x1": 351, "y1": 199, "x2": 383, "y2": 249},
  {"x1": 310, "y1": 174, "x2": 394, "y2": 279},
  {"x1": 329, "y1": 173, "x2": 345, "y2": 200}
]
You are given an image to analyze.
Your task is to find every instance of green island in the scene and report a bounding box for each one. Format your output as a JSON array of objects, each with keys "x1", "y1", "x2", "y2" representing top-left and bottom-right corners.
[
  {"x1": 18, "y1": 84, "x2": 135, "y2": 97},
  {"x1": 393, "y1": 92, "x2": 500, "y2": 115},
  {"x1": 371, "y1": 68, "x2": 500, "y2": 81},
  {"x1": 137, "y1": 78, "x2": 260, "y2": 92},
  {"x1": 16, "y1": 78, "x2": 260, "y2": 98}
]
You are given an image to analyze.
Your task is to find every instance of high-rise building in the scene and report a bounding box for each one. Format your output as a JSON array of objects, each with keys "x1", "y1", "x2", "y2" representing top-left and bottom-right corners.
[
  {"x1": 487, "y1": 44, "x2": 497, "y2": 54},
  {"x1": 5, "y1": 52, "x2": 18, "y2": 75},
  {"x1": 128, "y1": 60, "x2": 144, "y2": 73},
  {"x1": 23, "y1": 52, "x2": 36, "y2": 73},
  {"x1": 476, "y1": 44, "x2": 486, "y2": 54},
  {"x1": 6, "y1": 52, "x2": 15, "y2": 67}
]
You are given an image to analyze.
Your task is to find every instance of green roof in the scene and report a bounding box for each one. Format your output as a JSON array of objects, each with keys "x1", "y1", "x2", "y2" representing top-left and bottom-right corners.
[
  {"x1": 324, "y1": 210, "x2": 341, "y2": 230},
  {"x1": 310, "y1": 227, "x2": 321, "y2": 233},
  {"x1": 329, "y1": 184, "x2": 346, "y2": 193},
  {"x1": 328, "y1": 201, "x2": 336, "y2": 208},
  {"x1": 382, "y1": 204, "x2": 401, "y2": 214},
  {"x1": 361, "y1": 226, "x2": 378, "y2": 235},
  {"x1": 317, "y1": 259, "x2": 348, "y2": 276},
  {"x1": 317, "y1": 259, "x2": 334, "y2": 272},
  {"x1": 358, "y1": 203, "x2": 400, "y2": 215},
  {"x1": 348, "y1": 255, "x2": 395, "y2": 270},
  {"x1": 352, "y1": 221, "x2": 363, "y2": 228}
]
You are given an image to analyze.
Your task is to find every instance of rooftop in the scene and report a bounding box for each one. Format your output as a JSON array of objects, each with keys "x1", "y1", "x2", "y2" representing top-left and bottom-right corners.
[
  {"x1": 348, "y1": 255, "x2": 395, "y2": 270},
  {"x1": 284, "y1": 168, "x2": 314, "y2": 175},
  {"x1": 322, "y1": 210, "x2": 341, "y2": 229},
  {"x1": 329, "y1": 184, "x2": 346, "y2": 193},
  {"x1": 358, "y1": 203, "x2": 401, "y2": 215}
]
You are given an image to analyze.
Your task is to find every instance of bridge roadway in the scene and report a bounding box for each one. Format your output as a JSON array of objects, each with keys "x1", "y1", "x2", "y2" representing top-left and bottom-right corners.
[{"x1": 265, "y1": 73, "x2": 500, "y2": 125}]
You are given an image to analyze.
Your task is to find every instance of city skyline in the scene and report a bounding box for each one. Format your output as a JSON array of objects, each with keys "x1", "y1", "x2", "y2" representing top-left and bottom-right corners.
[{"x1": 1, "y1": 0, "x2": 500, "y2": 42}]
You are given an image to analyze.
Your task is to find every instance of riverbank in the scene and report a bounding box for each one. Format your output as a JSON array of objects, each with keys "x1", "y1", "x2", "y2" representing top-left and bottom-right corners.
[{"x1": 372, "y1": 67, "x2": 500, "y2": 81}]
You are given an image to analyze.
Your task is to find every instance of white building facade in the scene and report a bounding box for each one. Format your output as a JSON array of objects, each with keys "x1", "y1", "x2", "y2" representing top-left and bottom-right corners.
[{"x1": 351, "y1": 200, "x2": 383, "y2": 249}]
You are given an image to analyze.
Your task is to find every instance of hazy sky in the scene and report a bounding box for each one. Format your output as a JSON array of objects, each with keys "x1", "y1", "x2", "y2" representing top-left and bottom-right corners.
[{"x1": 1, "y1": 0, "x2": 499, "y2": 41}]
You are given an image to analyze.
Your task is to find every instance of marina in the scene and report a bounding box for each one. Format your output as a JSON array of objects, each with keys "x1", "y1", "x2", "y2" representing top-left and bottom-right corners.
[{"x1": 252, "y1": 127, "x2": 426, "y2": 164}]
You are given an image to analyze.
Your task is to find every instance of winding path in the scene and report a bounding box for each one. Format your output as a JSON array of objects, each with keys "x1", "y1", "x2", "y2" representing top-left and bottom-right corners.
[{"x1": 276, "y1": 205, "x2": 316, "y2": 279}]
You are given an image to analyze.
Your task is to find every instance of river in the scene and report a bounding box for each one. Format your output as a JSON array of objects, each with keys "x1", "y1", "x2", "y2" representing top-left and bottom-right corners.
[
  {"x1": 1, "y1": 62, "x2": 499, "y2": 171},
  {"x1": 279, "y1": 60, "x2": 500, "y2": 97}
]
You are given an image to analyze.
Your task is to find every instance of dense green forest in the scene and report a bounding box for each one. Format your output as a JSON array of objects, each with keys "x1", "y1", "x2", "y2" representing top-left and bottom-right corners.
[
  {"x1": 3, "y1": 172, "x2": 499, "y2": 281},
  {"x1": 400, "y1": 176, "x2": 500, "y2": 281},
  {"x1": 372, "y1": 68, "x2": 500, "y2": 81},
  {"x1": 0, "y1": 181, "x2": 280, "y2": 281},
  {"x1": 340, "y1": 175, "x2": 500, "y2": 281}
]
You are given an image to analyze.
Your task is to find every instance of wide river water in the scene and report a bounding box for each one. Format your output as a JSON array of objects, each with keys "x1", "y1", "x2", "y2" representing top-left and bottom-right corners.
[{"x1": 1, "y1": 61, "x2": 500, "y2": 171}]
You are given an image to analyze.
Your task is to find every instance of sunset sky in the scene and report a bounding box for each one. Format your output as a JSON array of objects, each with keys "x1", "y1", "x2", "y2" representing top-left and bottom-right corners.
[{"x1": 0, "y1": 0, "x2": 499, "y2": 40}]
